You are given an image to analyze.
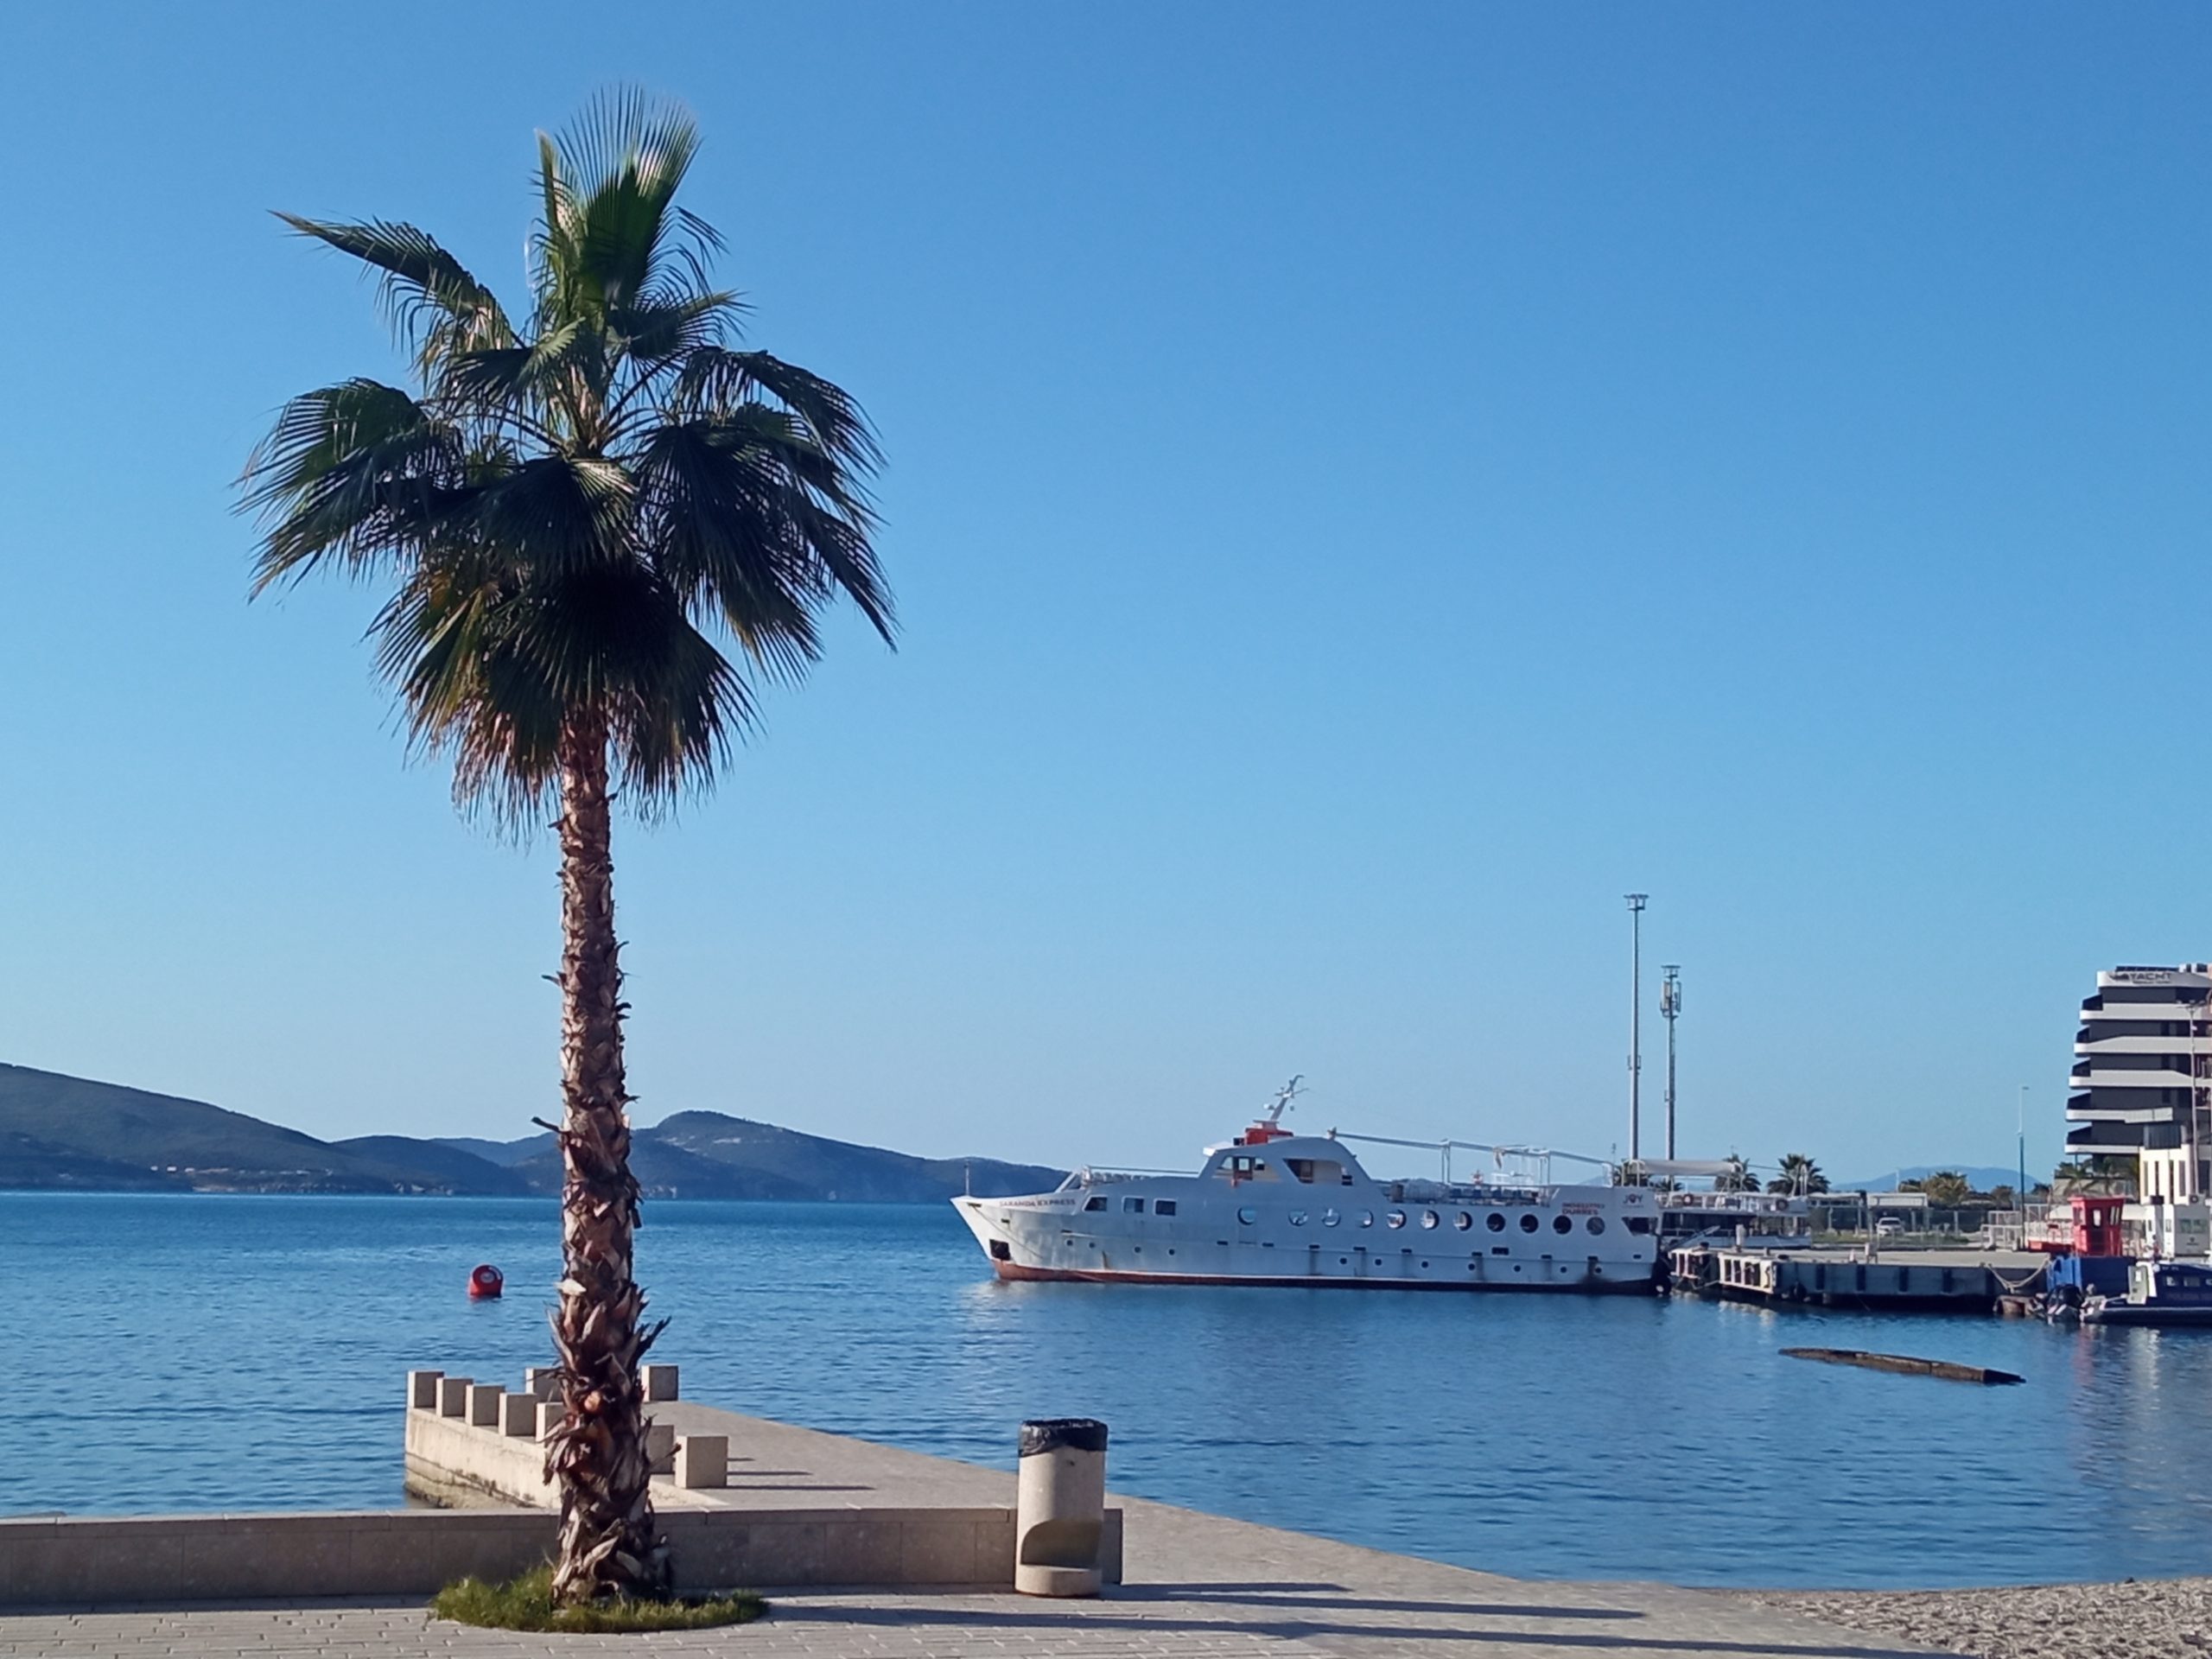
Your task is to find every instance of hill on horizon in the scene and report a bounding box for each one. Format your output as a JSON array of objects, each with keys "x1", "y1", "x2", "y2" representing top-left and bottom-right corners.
[{"x1": 0, "y1": 1061, "x2": 1062, "y2": 1202}]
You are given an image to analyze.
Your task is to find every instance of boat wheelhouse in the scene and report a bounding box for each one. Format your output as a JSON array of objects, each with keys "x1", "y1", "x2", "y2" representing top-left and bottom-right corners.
[{"x1": 954, "y1": 1084, "x2": 1661, "y2": 1294}]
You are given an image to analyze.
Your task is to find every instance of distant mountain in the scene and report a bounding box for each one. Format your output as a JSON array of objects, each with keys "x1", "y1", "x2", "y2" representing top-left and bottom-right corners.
[
  {"x1": 644, "y1": 1111, "x2": 1065, "y2": 1203},
  {"x1": 511, "y1": 1135, "x2": 819, "y2": 1201},
  {"x1": 432, "y1": 1133, "x2": 556, "y2": 1167},
  {"x1": 0, "y1": 1062, "x2": 1064, "y2": 1202},
  {"x1": 333, "y1": 1136, "x2": 531, "y2": 1195},
  {"x1": 1832, "y1": 1165, "x2": 2027, "y2": 1193},
  {"x1": 0, "y1": 1063, "x2": 495, "y2": 1193}
]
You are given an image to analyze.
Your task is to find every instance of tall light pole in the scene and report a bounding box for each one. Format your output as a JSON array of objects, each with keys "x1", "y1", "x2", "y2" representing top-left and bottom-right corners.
[
  {"x1": 2018, "y1": 1084, "x2": 2028, "y2": 1203},
  {"x1": 1662, "y1": 965, "x2": 1681, "y2": 1161},
  {"x1": 1626, "y1": 894, "x2": 1648, "y2": 1171}
]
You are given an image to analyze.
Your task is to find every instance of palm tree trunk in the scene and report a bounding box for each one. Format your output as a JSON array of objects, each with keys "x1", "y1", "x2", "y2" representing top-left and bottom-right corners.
[{"x1": 545, "y1": 709, "x2": 667, "y2": 1604}]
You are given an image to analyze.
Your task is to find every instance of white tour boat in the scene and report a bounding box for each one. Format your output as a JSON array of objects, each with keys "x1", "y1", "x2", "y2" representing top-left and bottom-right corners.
[{"x1": 953, "y1": 1082, "x2": 1660, "y2": 1293}]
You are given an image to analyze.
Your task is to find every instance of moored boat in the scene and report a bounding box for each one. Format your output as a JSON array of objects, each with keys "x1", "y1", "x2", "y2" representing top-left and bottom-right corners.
[
  {"x1": 2081, "y1": 1259, "x2": 2212, "y2": 1326},
  {"x1": 953, "y1": 1082, "x2": 1660, "y2": 1293}
]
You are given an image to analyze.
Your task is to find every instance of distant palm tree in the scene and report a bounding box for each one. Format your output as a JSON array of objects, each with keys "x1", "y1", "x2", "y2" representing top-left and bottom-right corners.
[
  {"x1": 1714, "y1": 1155, "x2": 1761, "y2": 1192},
  {"x1": 1768, "y1": 1152, "x2": 1829, "y2": 1196},
  {"x1": 243, "y1": 92, "x2": 892, "y2": 1603},
  {"x1": 1920, "y1": 1170, "x2": 1973, "y2": 1209}
]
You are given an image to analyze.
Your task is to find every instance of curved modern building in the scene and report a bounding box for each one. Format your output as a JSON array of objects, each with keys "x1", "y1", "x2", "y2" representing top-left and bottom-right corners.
[{"x1": 2067, "y1": 964, "x2": 2212, "y2": 1203}]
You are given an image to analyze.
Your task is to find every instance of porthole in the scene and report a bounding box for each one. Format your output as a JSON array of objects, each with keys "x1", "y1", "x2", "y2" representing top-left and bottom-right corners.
[
  {"x1": 1421, "y1": 1210, "x2": 1440, "y2": 1230},
  {"x1": 1289, "y1": 1210, "x2": 1308, "y2": 1226},
  {"x1": 1455, "y1": 1211, "x2": 1473, "y2": 1231},
  {"x1": 1322, "y1": 1207, "x2": 1341, "y2": 1226},
  {"x1": 1519, "y1": 1213, "x2": 1539, "y2": 1233},
  {"x1": 1553, "y1": 1215, "x2": 1573, "y2": 1236},
  {"x1": 1486, "y1": 1212, "x2": 1506, "y2": 1232},
  {"x1": 1358, "y1": 1209, "x2": 1375, "y2": 1227},
  {"x1": 1586, "y1": 1216, "x2": 1606, "y2": 1235},
  {"x1": 1387, "y1": 1210, "x2": 1408, "y2": 1230},
  {"x1": 1237, "y1": 1206, "x2": 1257, "y2": 1225}
]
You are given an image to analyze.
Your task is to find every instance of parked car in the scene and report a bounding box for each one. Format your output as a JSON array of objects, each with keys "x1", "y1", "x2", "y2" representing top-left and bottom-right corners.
[{"x1": 1875, "y1": 1217, "x2": 1905, "y2": 1237}]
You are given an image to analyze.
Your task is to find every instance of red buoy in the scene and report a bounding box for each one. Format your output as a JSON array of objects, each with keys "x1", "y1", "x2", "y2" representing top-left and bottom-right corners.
[{"x1": 468, "y1": 1263, "x2": 505, "y2": 1300}]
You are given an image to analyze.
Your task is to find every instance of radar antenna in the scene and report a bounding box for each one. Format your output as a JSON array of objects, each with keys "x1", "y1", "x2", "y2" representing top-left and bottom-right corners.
[{"x1": 1262, "y1": 1075, "x2": 1305, "y2": 1128}]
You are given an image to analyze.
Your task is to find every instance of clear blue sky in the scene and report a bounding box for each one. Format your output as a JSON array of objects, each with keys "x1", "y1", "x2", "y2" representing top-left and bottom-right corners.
[{"x1": 3, "y1": 3, "x2": 2207, "y2": 1179}]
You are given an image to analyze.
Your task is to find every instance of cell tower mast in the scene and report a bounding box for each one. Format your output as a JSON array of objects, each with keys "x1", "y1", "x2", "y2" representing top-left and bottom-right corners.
[{"x1": 1661, "y1": 966, "x2": 1681, "y2": 1161}]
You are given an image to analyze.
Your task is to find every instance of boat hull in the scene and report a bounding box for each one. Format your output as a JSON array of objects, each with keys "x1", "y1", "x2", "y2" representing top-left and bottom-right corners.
[{"x1": 991, "y1": 1259, "x2": 1657, "y2": 1293}]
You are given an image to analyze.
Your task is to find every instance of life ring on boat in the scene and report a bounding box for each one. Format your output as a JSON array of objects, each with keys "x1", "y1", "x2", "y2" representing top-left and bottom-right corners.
[{"x1": 468, "y1": 1263, "x2": 505, "y2": 1300}]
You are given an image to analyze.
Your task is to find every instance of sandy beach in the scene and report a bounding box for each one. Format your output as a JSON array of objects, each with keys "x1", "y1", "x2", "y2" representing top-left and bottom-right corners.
[{"x1": 1743, "y1": 1578, "x2": 2212, "y2": 1659}]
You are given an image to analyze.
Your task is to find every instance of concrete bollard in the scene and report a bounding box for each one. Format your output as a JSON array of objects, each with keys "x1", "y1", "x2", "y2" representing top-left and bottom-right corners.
[
  {"x1": 407, "y1": 1370, "x2": 444, "y2": 1409},
  {"x1": 536, "y1": 1400, "x2": 565, "y2": 1441},
  {"x1": 524, "y1": 1367, "x2": 561, "y2": 1400},
  {"x1": 499, "y1": 1392, "x2": 537, "y2": 1438},
  {"x1": 1014, "y1": 1419, "x2": 1108, "y2": 1598},
  {"x1": 435, "y1": 1377, "x2": 474, "y2": 1418},
  {"x1": 643, "y1": 1363, "x2": 679, "y2": 1402},
  {"x1": 674, "y1": 1434, "x2": 728, "y2": 1489},
  {"x1": 646, "y1": 1421, "x2": 676, "y2": 1475},
  {"x1": 466, "y1": 1383, "x2": 505, "y2": 1428}
]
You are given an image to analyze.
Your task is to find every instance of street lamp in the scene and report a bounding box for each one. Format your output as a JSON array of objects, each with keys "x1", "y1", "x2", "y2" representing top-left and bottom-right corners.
[{"x1": 1625, "y1": 895, "x2": 1647, "y2": 1169}]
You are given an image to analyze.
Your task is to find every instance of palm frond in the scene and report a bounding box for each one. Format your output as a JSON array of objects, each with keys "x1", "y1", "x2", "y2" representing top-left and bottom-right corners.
[
  {"x1": 251, "y1": 92, "x2": 893, "y2": 827},
  {"x1": 243, "y1": 379, "x2": 467, "y2": 589},
  {"x1": 278, "y1": 214, "x2": 514, "y2": 371},
  {"x1": 673, "y1": 347, "x2": 884, "y2": 474},
  {"x1": 535, "y1": 91, "x2": 711, "y2": 322}
]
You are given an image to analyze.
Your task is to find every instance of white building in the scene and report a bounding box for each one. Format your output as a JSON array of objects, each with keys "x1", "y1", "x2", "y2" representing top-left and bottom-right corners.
[{"x1": 2067, "y1": 964, "x2": 2212, "y2": 1202}]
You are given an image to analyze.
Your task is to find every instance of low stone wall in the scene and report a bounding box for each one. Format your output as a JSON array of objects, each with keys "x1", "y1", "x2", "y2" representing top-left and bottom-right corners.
[
  {"x1": 0, "y1": 1510, "x2": 554, "y2": 1607},
  {"x1": 0, "y1": 1503, "x2": 1122, "y2": 1605}
]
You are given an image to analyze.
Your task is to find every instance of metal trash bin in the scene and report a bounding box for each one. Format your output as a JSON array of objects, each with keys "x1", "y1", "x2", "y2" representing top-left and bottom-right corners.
[{"x1": 1014, "y1": 1418, "x2": 1109, "y2": 1597}]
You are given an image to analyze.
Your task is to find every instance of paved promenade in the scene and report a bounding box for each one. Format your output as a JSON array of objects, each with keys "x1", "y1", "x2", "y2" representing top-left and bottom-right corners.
[{"x1": 0, "y1": 1497, "x2": 1937, "y2": 1658}]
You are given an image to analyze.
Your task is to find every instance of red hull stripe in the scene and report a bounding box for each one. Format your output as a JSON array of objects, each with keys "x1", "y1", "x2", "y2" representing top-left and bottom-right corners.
[{"x1": 992, "y1": 1262, "x2": 1656, "y2": 1294}]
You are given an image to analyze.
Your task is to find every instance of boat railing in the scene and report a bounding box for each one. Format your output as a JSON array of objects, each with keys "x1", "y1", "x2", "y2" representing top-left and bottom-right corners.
[{"x1": 1062, "y1": 1166, "x2": 1190, "y2": 1189}]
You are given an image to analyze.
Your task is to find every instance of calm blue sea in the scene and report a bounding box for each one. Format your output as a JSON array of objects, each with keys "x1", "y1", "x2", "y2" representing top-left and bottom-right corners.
[{"x1": 6, "y1": 1192, "x2": 2209, "y2": 1588}]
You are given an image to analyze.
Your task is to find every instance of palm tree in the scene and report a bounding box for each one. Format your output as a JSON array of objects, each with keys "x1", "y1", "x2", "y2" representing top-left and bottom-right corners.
[
  {"x1": 1768, "y1": 1152, "x2": 1829, "y2": 1196},
  {"x1": 242, "y1": 92, "x2": 891, "y2": 1603},
  {"x1": 1714, "y1": 1155, "x2": 1760, "y2": 1192}
]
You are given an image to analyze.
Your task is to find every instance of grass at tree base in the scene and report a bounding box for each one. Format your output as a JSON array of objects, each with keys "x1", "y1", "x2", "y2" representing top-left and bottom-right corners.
[{"x1": 431, "y1": 1566, "x2": 765, "y2": 1632}]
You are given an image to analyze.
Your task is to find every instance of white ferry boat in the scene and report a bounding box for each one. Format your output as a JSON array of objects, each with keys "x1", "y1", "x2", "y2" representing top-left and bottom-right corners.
[{"x1": 953, "y1": 1083, "x2": 1659, "y2": 1293}]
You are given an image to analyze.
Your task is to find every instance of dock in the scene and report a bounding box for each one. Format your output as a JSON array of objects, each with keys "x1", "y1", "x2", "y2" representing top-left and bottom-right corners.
[
  {"x1": 0, "y1": 1360, "x2": 1949, "y2": 1658},
  {"x1": 1669, "y1": 1244, "x2": 2049, "y2": 1312}
]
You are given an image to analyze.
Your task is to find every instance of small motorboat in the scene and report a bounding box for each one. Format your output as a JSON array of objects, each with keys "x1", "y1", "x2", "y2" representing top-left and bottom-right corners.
[{"x1": 2081, "y1": 1260, "x2": 2212, "y2": 1326}]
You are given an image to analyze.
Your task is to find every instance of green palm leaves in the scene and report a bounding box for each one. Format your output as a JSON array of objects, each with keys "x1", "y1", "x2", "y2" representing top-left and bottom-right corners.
[{"x1": 244, "y1": 90, "x2": 893, "y2": 822}]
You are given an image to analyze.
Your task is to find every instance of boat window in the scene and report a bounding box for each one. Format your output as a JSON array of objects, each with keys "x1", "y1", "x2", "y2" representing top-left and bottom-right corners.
[
  {"x1": 1289, "y1": 1210, "x2": 1308, "y2": 1226},
  {"x1": 1237, "y1": 1206, "x2": 1257, "y2": 1225},
  {"x1": 1387, "y1": 1210, "x2": 1408, "y2": 1230},
  {"x1": 1222, "y1": 1154, "x2": 1269, "y2": 1182},
  {"x1": 1519, "y1": 1213, "x2": 1539, "y2": 1233},
  {"x1": 1084, "y1": 1196, "x2": 1109, "y2": 1212},
  {"x1": 1455, "y1": 1211, "x2": 1473, "y2": 1230},
  {"x1": 1322, "y1": 1208, "x2": 1341, "y2": 1226},
  {"x1": 1287, "y1": 1159, "x2": 1315, "y2": 1184},
  {"x1": 1586, "y1": 1216, "x2": 1605, "y2": 1235},
  {"x1": 1486, "y1": 1212, "x2": 1506, "y2": 1232},
  {"x1": 1553, "y1": 1215, "x2": 1573, "y2": 1235},
  {"x1": 1122, "y1": 1197, "x2": 1146, "y2": 1213},
  {"x1": 1154, "y1": 1199, "x2": 1178, "y2": 1217},
  {"x1": 1421, "y1": 1210, "x2": 1440, "y2": 1230},
  {"x1": 1625, "y1": 1217, "x2": 1653, "y2": 1235},
  {"x1": 1357, "y1": 1209, "x2": 1375, "y2": 1227}
]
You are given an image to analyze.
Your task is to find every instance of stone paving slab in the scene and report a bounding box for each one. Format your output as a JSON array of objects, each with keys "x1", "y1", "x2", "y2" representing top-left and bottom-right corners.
[{"x1": 0, "y1": 1584, "x2": 1945, "y2": 1659}]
